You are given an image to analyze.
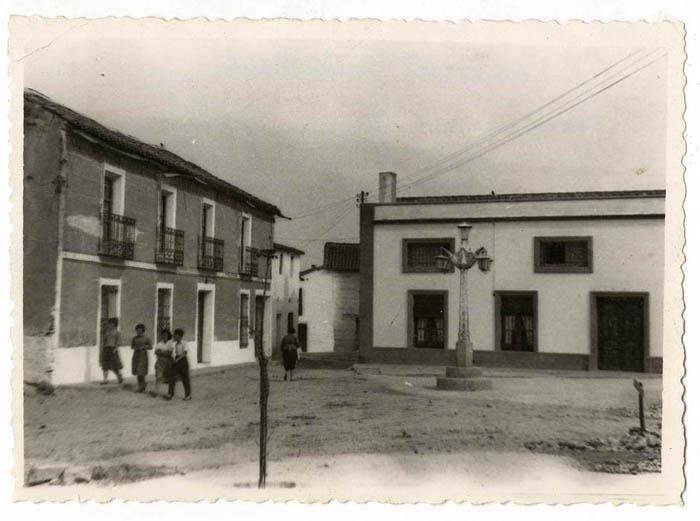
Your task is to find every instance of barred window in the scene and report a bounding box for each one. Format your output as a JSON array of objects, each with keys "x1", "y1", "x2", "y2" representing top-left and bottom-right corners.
[
  {"x1": 403, "y1": 238, "x2": 455, "y2": 273},
  {"x1": 534, "y1": 237, "x2": 592, "y2": 273}
]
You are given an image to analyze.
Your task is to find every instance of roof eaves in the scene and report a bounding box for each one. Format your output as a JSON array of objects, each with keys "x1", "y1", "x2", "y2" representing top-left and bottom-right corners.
[{"x1": 25, "y1": 89, "x2": 283, "y2": 217}]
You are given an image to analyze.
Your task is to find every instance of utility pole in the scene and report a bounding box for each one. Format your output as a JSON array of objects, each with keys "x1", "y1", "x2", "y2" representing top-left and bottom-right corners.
[
  {"x1": 256, "y1": 248, "x2": 276, "y2": 488},
  {"x1": 355, "y1": 190, "x2": 368, "y2": 207}
]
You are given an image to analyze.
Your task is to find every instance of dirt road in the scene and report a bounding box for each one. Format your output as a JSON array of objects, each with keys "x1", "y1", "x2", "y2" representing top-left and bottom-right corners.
[{"x1": 22, "y1": 360, "x2": 662, "y2": 497}]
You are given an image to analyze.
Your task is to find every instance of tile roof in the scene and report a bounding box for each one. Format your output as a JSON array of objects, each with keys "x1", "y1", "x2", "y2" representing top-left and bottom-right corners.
[
  {"x1": 300, "y1": 242, "x2": 360, "y2": 277},
  {"x1": 273, "y1": 242, "x2": 305, "y2": 256},
  {"x1": 395, "y1": 190, "x2": 665, "y2": 205},
  {"x1": 323, "y1": 242, "x2": 360, "y2": 272},
  {"x1": 25, "y1": 89, "x2": 283, "y2": 217}
]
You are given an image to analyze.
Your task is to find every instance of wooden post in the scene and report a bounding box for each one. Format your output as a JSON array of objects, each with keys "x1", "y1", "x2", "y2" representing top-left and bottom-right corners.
[
  {"x1": 633, "y1": 379, "x2": 645, "y2": 433},
  {"x1": 257, "y1": 250, "x2": 274, "y2": 489}
]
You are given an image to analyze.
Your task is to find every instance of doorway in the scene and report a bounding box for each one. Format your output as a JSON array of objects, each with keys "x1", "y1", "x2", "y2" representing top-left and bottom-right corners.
[
  {"x1": 196, "y1": 289, "x2": 213, "y2": 363},
  {"x1": 99, "y1": 283, "x2": 120, "y2": 336},
  {"x1": 408, "y1": 291, "x2": 447, "y2": 349},
  {"x1": 298, "y1": 323, "x2": 308, "y2": 352},
  {"x1": 592, "y1": 294, "x2": 647, "y2": 372}
]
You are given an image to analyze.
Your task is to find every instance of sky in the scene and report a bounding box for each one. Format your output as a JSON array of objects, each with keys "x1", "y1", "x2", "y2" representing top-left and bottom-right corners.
[{"x1": 19, "y1": 19, "x2": 669, "y2": 268}]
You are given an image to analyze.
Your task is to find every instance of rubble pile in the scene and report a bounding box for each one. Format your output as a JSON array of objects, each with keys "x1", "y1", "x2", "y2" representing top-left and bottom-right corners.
[{"x1": 524, "y1": 425, "x2": 662, "y2": 474}]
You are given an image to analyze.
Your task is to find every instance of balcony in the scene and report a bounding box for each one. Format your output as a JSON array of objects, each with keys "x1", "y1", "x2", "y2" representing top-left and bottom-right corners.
[
  {"x1": 239, "y1": 246, "x2": 259, "y2": 277},
  {"x1": 198, "y1": 236, "x2": 224, "y2": 271},
  {"x1": 155, "y1": 226, "x2": 184, "y2": 266},
  {"x1": 99, "y1": 212, "x2": 136, "y2": 260}
]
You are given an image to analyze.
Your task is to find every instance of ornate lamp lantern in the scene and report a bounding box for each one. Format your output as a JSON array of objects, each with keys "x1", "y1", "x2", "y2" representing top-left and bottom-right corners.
[
  {"x1": 433, "y1": 222, "x2": 495, "y2": 391},
  {"x1": 475, "y1": 247, "x2": 493, "y2": 272}
]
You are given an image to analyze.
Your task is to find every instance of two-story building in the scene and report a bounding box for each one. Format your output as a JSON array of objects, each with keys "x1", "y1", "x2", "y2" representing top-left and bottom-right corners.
[
  {"x1": 270, "y1": 242, "x2": 305, "y2": 358},
  {"x1": 359, "y1": 172, "x2": 665, "y2": 373},
  {"x1": 23, "y1": 89, "x2": 284, "y2": 385}
]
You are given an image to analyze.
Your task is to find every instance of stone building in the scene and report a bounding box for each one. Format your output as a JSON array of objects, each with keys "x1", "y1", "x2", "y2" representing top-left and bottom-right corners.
[
  {"x1": 23, "y1": 89, "x2": 284, "y2": 385},
  {"x1": 359, "y1": 172, "x2": 665, "y2": 373},
  {"x1": 299, "y1": 243, "x2": 360, "y2": 353}
]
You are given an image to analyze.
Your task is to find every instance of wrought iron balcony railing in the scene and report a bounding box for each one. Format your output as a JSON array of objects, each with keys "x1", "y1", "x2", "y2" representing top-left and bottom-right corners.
[
  {"x1": 99, "y1": 212, "x2": 136, "y2": 260},
  {"x1": 155, "y1": 226, "x2": 184, "y2": 266},
  {"x1": 239, "y1": 246, "x2": 259, "y2": 277},
  {"x1": 198, "y1": 236, "x2": 224, "y2": 271}
]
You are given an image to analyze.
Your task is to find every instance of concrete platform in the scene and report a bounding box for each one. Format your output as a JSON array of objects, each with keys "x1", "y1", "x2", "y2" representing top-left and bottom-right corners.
[{"x1": 436, "y1": 376, "x2": 493, "y2": 391}]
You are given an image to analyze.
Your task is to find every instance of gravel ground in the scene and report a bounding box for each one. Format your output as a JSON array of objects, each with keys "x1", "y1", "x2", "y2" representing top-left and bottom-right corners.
[{"x1": 23, "y1": 360, "x2": 662, "y2": 488}]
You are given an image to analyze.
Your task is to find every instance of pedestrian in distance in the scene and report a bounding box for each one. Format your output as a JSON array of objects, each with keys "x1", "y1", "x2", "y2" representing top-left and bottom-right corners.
[
  {"x1": 99, "y1": 317, "x2": 124, "y2": 385},
  {"x1": 281, "y1": 326, "x2": 302, "y2": 381},
  {"x1": 131, "y1": 323, "x2": 153, "y2": 392},
  {"x1": 166, "y1": 328, "x2": 191, "y2": 401},
  {"x1": 151, "y1": 328, "x2": 174, "y2": 397}
]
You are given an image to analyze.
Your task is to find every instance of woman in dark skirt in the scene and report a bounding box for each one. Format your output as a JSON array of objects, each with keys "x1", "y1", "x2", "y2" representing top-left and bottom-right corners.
[
  {"x1": 131, "y1": 323, "x2": 153, "y2": 392},
  {"x1": 280, "y1": 327, "x2": 301, "y2": 381},
  {"x1": 100, "y1": 317, "x2": 123, "y2": 384}
]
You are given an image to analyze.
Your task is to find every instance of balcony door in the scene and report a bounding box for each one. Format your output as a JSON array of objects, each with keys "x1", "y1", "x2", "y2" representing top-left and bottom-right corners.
[{"x1": 196, "y1": 288, "x2": 213, "y2": 363}]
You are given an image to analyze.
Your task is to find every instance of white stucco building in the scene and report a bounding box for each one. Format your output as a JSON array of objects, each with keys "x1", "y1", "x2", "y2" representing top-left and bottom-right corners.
[
  {"x1": 299, "y1": 243, "x2": 360, "y2": 353},
  {"x1": 359, "y1": 172, "x2": 664, "y2": 373},
  {"x1": 271, "y1": 243, "x2": 305, "y2": 358}
]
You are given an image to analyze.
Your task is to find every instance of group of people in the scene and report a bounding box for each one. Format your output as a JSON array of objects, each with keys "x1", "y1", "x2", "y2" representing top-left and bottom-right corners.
[{"x1": 99, "y1": 318, "x2": 192, "y2": 401}]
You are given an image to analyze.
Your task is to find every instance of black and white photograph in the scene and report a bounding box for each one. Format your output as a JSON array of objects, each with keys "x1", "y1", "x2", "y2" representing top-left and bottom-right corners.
[{"x1": 8, "y1": 17, "x2": 685, "y2": 504}]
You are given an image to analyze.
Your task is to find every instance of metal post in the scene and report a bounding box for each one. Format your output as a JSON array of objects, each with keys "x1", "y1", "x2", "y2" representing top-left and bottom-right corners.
[{"x1": 633, "y1": 379, "x2": 645, "y2": 433}]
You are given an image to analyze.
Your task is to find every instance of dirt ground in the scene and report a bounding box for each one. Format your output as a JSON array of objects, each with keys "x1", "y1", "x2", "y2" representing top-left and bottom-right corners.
[{"x1": 23, "y1": 359, "x2": 662, "y2": 490}]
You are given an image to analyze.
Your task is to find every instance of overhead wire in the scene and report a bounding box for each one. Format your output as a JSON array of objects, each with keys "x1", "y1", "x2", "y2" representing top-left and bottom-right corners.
[
  {"x1": 286, "y1": 47, "x2": 664, "y2": 221},
  {"x1": 395, "y1": 49, "x2": 667, "y2": 195}
]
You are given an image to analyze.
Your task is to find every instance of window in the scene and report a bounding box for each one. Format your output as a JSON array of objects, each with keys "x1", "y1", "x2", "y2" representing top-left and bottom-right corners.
[
  {"x1": 279, "y1": 253, "x2": 284, "y2": 275},
  {"x1": 495, "y1": 292, "x2": 537, "y2": 352},
  {"x1": 298, "y1": 288, "x2": 303, "y2": 317},
  {"x1": 155, "y1": 187, "x2": 183, "y2": 265},
  {"x1": 403, "y1": 238, "x2": 455, "y2": 273},
  {"x1": 239, "y1": 293, "x2": 250, "y2": 348},
  {"x1": 408, "y1": 291, "x2": 447, "y2": 349},
  {"x1": 534, "y1": 236, "x2": 592, "y2": 273},
  {"x1": 100, "y1": 167, "x2": 134, "y2": 259},
  {"x1": 289, "y1": 255, "x2": 295, "y2": 276},
  {"x1": 287, "y1": 312, "x2": 294, "y2": 333},
  {"x1": 156, "y1": 286, "x2": 173, "y2": 334}
]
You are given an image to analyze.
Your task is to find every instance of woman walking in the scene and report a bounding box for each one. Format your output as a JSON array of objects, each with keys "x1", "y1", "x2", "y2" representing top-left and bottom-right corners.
[
  {"x1": 100, "y1": 317, "x2": 123, "y2": 384},
  {"x1": 131, "y1": 323, "x2": 153, "y2": 392},
  {"x1": 152, "y1": 328, "x2": 174, "y2": 397},
  {"x1": 280, "y1": 327, "x2": 301, "y2": 381}
]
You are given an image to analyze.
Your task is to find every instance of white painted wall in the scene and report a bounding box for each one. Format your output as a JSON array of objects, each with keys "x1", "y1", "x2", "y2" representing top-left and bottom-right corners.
[
  {"x1": 299, "y1": 270, "x2": 335, "y2": 353},
  {"x1": 372, "y1": 218, "x2": 664, "y2": 358},
  {"x1": 52, "y1": 338, "x2": 257, "y2": 385}
]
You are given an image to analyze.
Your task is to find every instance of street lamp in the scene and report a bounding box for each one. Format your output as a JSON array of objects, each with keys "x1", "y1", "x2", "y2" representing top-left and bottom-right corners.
[{"x1": 435, "y1": 222, "x2": 494, "y2": 391}]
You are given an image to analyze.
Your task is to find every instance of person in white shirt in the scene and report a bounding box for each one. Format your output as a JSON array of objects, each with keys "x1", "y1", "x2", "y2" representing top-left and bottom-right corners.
[{"x1": 166, "y1": 328, "x2": 191, "y2": 401}]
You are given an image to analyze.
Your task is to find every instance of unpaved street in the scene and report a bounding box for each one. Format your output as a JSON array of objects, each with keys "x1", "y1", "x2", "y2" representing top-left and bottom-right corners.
[{"x1": 23, "y1": 358, "x2": 662, "y2": 494}]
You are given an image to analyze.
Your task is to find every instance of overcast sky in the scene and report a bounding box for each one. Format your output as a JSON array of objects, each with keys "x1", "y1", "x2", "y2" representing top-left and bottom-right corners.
[{"x1": 20, "y1": 20, "x2": 668, "y2": 267}]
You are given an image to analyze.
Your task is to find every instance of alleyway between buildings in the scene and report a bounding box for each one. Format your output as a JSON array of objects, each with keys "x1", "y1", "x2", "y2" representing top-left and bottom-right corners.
[{"x1": 22, "y1": 355, "x2": 663, "y2": 501}]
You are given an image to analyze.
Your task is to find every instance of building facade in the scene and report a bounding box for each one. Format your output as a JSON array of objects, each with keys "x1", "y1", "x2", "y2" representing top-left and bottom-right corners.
[
  {"x1": 24, "y1": 90, "x2": 283, "y2": 385},
  {"x1": 299, "y1": 243, "x2": 360, "y2": 354},
  {"x1": 360, "y1": 172, "x2": 665, "y2": 373},
  {"x1": 270, "y1": 242, "x2": 305, "y2": 358}
]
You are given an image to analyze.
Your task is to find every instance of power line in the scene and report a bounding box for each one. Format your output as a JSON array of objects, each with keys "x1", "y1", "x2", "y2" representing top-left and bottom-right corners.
[
  {"x1": 394, "y1": 48, "x2": 648, "y2": 191},
  {"x1": 287, "y1": 48, "x2": 661, "y2": 219},
  {"x1": 396, "y1": 50, "x2": 667, "y2": 194}
]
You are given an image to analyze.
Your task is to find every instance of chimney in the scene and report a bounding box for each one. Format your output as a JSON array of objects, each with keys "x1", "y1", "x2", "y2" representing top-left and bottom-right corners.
[{"x1": 378, "y1": 172, "x2": 397, "y2": 203}]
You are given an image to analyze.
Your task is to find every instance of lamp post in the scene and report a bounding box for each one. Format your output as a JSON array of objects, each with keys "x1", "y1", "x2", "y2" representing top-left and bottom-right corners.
[{"x1": 435, "y1": 223, "x2": 493, "y2": 391}]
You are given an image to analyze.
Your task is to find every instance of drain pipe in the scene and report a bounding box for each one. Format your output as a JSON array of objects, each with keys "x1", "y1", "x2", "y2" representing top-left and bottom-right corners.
[{"x1": 47, "y1": 128, "x2": 68, "y2": 383}]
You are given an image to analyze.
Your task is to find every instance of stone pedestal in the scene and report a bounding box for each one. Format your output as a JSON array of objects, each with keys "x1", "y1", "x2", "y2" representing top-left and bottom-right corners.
[
  {"x1": 436, "y1": 373, "x2": 493, "y2": 391},
  {"x1": 436, "y1": 341, "x2": 492, "y2": 391}
]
